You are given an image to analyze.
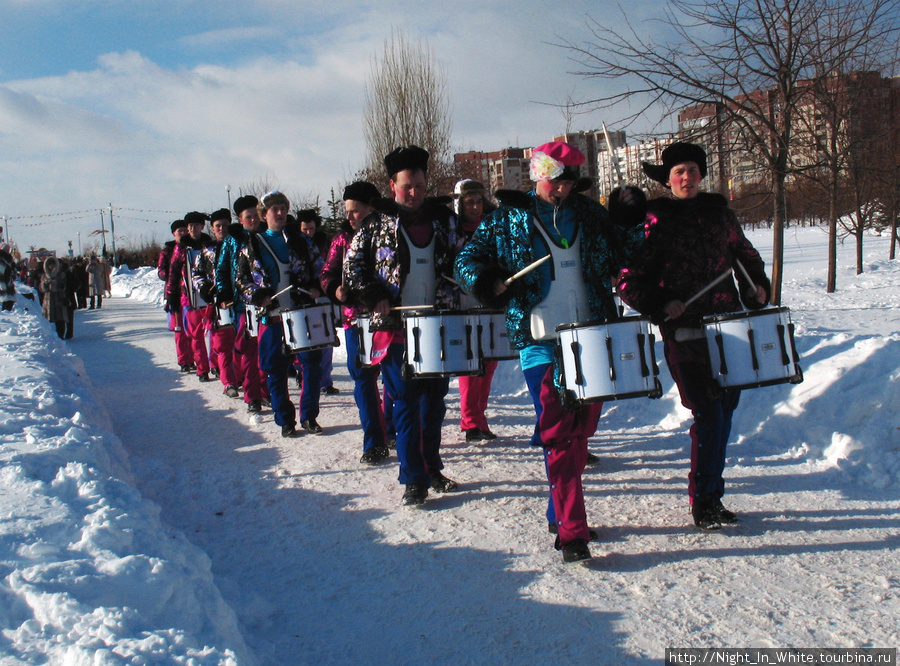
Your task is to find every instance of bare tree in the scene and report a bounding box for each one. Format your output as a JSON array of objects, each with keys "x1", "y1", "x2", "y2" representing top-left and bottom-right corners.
[
  {"x1": 362, "y1": 29, "x2": 454, "y2": 194},
  {"x1": 561, "y1": 0, "x2": 898, "y2": 304},
  {"x1": 791, "y1": 0, "x2": 899, "y2": 290}
]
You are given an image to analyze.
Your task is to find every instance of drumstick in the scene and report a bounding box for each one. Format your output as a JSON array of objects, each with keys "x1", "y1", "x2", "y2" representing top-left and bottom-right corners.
[
  {"x1": 664, "y1": 268, "x2": 733, "y2": 322},
  {"x1": 271, "y1": 284, "x2": 314, "y2": 300},
  {"x1": 504, "y1": 254, "x2": 551, "y2": 286},
  {"x1": 391, "y1": 304, "x2": 434, "y2": 311},
  {"x1": 443, "y1": 275, "x2": 459, "y2": 286},
  {"x1": 734, "y1": 259, "x2": 756, "y2": 290}
]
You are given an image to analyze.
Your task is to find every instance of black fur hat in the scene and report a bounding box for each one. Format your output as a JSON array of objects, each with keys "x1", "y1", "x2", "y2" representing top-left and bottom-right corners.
[
  {"x1": 343, "y1": 181, "x2": 380, "y2": 205},
  {"x1": 642, "y1": 142, "x2": 708, "y2": 186},
  {"x1": 184, "y1": 211, "x2": 209, "y2": 226},
  {"x1": 296, "y1": 209, "x2": 322, "y2": 225},
  {"x1": 384, "y1": 145, "x2": 429, "y2": 178},
  {"x1": 233, "y1": 195, "x2": 259, "y2": 216},
  {"x1": 210, "y1": 208, "x2": 231, "y2": 223}
]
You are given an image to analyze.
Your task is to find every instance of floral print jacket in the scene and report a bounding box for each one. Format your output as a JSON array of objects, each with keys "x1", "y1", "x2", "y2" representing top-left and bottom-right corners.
[{"x1": 343, "y1": 198, "x2": 464, "y2": 330}]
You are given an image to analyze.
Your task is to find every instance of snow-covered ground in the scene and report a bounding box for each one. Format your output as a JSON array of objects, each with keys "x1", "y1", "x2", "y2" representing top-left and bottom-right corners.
[{"x1": 1, "y1": 225, "x2": 898, "y2": 664}]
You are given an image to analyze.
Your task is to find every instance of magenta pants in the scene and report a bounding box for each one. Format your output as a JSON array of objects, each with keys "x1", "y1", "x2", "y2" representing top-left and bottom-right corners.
[
  {"x1": 535, "y1": 365, "x2": 603, "y2": 544},
  {"x1": 458, "y1": 360, "x2": 498, "y2": 431}
]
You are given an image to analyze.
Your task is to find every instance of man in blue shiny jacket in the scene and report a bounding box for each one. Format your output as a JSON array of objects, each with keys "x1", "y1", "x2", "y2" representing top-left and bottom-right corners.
[{"x1": 455, "y1": 141, "x2": 645, "y2": 563}]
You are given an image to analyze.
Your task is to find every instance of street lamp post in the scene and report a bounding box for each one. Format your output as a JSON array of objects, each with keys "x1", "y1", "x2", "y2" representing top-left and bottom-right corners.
[
  {"x1": 99, "y1": 209, "x2": 107, "y2": 258},
  {"x1": 108, "y1": 203, "x2": 117, "y2": 266},
  {"x1": 226, "y1": 185, "x2": 232, "y2": 216}
]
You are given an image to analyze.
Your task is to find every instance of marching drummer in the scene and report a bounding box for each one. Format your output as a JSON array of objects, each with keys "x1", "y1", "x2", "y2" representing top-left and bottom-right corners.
[
  {"x1": 193, "y1": 208, "x2": 240, "y2": 399},
  {"x1": 236, "y1": 191, "x2": 326, "y2": 438},
  {"x1": 343, "y1": 145, "x2": 465, "y2": 506},
  {"x1": 455, "y1": 141, "x2": 646, "y2": 564},
  {"x1": 321, "y1": 181, "x2": 392, "y2": 466},
  {"x1": 215, "y1": 195, "x2": 269, "y2": 414},
  {"x1": 616, "y1": 142, "x2": 769, "y2": 530},
  {"x1": 168, "y1": 211, "x2": 214, "y2": 383},
  {"x1": 158, "y1": 219, "x2": 195, "y2": 374},
  {"x1": 453, "y1": 179, "x2": 500, "y2": 443}
]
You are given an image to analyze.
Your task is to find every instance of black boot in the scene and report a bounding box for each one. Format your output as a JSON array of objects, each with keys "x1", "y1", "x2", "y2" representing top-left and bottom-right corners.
[
  {"x1": 692, "y1": 495, "x2": 723, "y2": 530},
  {"x1": 401, "y1": 484, "x2": 428, "y2": 506}
]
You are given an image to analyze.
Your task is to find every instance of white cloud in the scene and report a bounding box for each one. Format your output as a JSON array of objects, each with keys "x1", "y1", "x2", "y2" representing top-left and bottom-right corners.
[{"x1": 1, "y1": 1, "x2": 664, "y2": 254}]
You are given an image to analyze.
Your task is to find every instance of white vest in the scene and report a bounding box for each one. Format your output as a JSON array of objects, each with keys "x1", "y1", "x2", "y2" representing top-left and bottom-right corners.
[
  {"x1": 398, "y1": 224, "x2": 436, "y2": 307},
  {"x1": 256, "y1": 233, "x2": 293, "y2": 311},
  {"x1": 528, "y1": 219, "x2": 591, "y2": 340}
]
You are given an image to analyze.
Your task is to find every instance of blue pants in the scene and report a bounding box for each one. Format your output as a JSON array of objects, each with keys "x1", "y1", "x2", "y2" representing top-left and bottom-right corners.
[
  {"x1": 345, "y1": 326, "x2": 388, "y2": 452},
  {"x1": 259, "y1": 320, "x2": 323, "y2": 427},
  {"x1": 380, "y1": 342, "x2": 449, "y2": 485},
  {"x1": 665, "y1": 339, "x2": 741, "y2": 502},
  {"x1": 320, "y1": 345, "x2": 334, "y2": 389}
]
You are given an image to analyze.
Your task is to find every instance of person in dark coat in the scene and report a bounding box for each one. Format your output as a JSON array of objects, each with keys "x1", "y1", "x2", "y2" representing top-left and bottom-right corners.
[{"x1": 617, "y1": 142, "x2": 770, "y2": 530}]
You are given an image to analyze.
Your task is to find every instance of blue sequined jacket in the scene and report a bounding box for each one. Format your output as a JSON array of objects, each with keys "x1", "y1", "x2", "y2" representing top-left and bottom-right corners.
[{"x1": 454, "y1": 188, "x2": 645, "y2": 350}]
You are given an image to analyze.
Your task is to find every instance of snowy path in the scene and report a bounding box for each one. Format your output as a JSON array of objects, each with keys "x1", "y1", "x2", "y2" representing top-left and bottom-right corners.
[{"x1": 71, "y1": 297, "x2": 900, "y2": 664}]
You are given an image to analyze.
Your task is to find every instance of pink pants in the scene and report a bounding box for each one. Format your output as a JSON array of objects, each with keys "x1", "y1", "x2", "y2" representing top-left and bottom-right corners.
[
  {"x1": 537, "y1": 366, "x2": 604, "y2": 544},
  {"x1": 234, "y1": 312, "x2": 267, "y2": 402},
  {"x1": 209, "y1": 323, "x2": 238, "y2": 389},
  {"x1": 169, "y1": 309, "x2": 194, "y2": 367},
  {"x1": 185, "y1": 306, "x2": 211, "y2": 375},
  {"x1": 458, "y1": 360, "x2": 498, "y2": 431}
]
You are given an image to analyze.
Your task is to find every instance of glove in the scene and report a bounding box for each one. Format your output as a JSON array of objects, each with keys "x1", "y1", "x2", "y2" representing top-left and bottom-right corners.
[
  {"x1": 199, "y1": 283, "x2": 215, "y2": 303},
  {"x1": 250, "y1": 286, "x2": 275, "y2": 307}
]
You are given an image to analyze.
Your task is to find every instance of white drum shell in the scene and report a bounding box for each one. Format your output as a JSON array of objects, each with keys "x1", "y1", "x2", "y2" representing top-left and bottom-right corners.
[
  {"x1": 355, "y1": 315, "x2": 377, "y2": 367},
  {"x1": 403, "y1": 311, "x2": 481, "y2": 378},
  {"x1": 245, "y1": 304, "x2": 260, "y2": 338},
  {"x1": 282, "y1": 301, "x2": 340, "y2": 352},
  {"x1": 215, "y1": 306, "x2": 235, "y2": 328},
  {"x1": 702, "y1": 307, "x2": 802, "y2": 390},
  {"x1": 471, "y1": 309, "x2": 517, "y2": 361},
  {"x1": 557, "y1": 317, "x2": 661, "y2": 404}
]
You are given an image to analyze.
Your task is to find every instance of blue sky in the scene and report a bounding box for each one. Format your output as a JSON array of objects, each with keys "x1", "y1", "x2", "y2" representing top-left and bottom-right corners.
[{"x1": 0, "y1": 0, "x2": 665, "y2": 256}]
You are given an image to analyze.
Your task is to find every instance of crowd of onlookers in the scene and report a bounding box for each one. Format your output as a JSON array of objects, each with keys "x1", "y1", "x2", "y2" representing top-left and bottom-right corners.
[{"x1": 0, "y1": 243, "x2": 112, "y2": 339}]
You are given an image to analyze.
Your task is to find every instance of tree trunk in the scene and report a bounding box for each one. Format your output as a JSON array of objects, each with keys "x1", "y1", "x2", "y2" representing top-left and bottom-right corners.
[
  {"x1": 855, "y1": 219, "x2": 864, "y2": 275},
  {"x1": 827, "y1": 204, "x2": 837, "y2": 294},
  {"x1": 891, "y1": 202, "x2": 898, "y2": 261},
  {"x1": 770, "y1": 171, "x2": 787, "y2": 306}
]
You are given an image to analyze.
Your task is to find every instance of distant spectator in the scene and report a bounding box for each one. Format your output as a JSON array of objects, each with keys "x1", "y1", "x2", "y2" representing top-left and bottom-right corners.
[
  {"x1": 72, "y1": 257, "x2": 88, "y2": 309},
  {"x1": 0, "y1": 243, "x2": 17, "y2": 311},
  {"x1": 39, "y1": 257, "x2": 70, "y2": 339},
  {"x1": 86, "y1": 256, "x2": 105, "y2": 309},
  {"x1": 102, "y1": 258, "x2": 112, "y2": 297}
]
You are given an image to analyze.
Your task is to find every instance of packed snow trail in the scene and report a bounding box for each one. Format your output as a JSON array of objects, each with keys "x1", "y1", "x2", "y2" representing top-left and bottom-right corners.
[{"x1": 70, "y1": 293, "x2": 900, "y2": 664}]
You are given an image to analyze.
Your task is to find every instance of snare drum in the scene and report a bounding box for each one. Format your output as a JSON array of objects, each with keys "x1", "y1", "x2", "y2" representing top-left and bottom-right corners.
[
  {"x1": 471, "y1": 309, "x2": 517, "y2": 361},
  {"x1": 214, "y1": 305, "x2": 235, "y2": 329},
  {"x1": 702, "y1": 307, "x2": 803, "y2": 390},
  {"x1": 245, "y1": 304, "x2": 260, "y2": 338},
  {"x1": 282, "y1": 300, "x2": 340, "y2": 352},
  {"x1": 403, "y1": 310, "x2": 481, "y2": 378},
  {"x1": 556, "y1": 316, "x2": 662, "y2": 406},
  {"x1": 355, "y1": 315, "x2": 377, "y2": 367}
]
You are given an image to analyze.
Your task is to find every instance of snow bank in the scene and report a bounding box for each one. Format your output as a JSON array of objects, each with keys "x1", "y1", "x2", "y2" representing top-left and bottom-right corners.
[{"x1": 0, "y1": 307, "x2": 252, "y2": 664}]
